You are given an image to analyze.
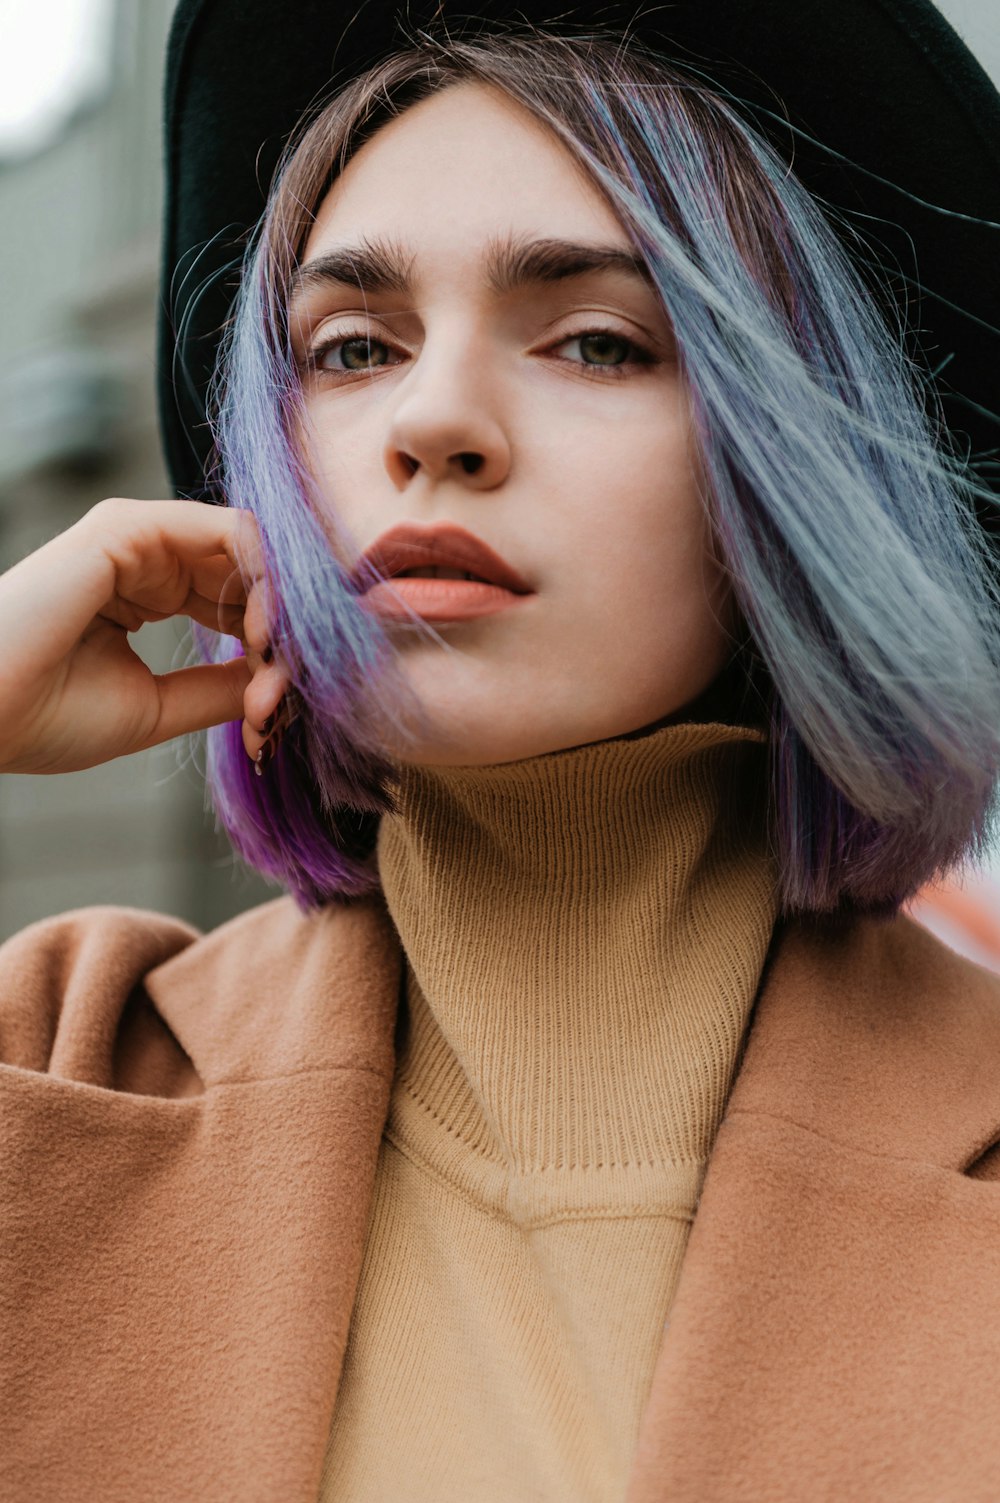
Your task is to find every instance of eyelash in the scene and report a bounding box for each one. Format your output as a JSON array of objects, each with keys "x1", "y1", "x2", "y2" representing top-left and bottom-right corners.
[{"x1": 303, "y1": 324, "x2": 657, "y2": 383}]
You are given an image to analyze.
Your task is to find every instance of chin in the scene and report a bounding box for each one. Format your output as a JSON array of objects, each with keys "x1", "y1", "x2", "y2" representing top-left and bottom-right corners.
[
  {"x1": 387, "y1": 714, "x2": 642, "y2": 769},
  {"x1": 377, "y1": 673, "x2": 743, "y2": 768}
]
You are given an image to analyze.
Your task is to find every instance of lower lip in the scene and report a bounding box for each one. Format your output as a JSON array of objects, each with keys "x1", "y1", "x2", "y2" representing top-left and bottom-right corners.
[{"x1": 359, "y1": 579, "x2": 532, "y2": 623}]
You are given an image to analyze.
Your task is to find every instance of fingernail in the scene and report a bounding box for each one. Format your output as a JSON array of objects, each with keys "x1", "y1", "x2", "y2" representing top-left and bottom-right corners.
[{"x1": 253, "y1": 740, "x2": 275, "y2": 777}]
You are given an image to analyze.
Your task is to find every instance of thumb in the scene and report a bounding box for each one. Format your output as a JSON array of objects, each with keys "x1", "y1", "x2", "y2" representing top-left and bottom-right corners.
[{"x1": 141, "y1": 656, "x2": 254, "y2": 749}]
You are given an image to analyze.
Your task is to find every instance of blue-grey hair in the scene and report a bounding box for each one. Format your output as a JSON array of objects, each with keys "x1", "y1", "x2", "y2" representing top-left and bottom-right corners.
[{"x1": 196, "y1": 25, "x2": 1000, "y2": 919}]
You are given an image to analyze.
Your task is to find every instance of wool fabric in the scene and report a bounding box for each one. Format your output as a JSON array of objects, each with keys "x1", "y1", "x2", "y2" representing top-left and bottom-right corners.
[{"x1": 319, "y1": 717, "x2": 780, "y2": 1499}]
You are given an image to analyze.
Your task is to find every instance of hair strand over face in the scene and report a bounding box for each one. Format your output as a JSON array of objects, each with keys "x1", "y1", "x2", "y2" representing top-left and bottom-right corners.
[{"x1": 191, "y1": 23, "x2": 1000, "y2": 924}]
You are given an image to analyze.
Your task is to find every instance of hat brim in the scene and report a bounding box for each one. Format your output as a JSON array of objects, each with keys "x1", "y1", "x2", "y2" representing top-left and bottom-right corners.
[{"x1": 159, "y1": 0, "x2": 1000, "y2": 512}]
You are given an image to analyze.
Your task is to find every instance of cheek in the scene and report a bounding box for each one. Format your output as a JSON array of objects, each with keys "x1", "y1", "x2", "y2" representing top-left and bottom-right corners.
[
  {"x1": 587, "y1": 509, "x2": 723, "y2": 670},
  {"x1": 553, "y1": 409, "x2": 710, "y2": 606},
  {"x1": 295, "y1": 405, "x2": 379, "y2": 553},
  {"x1": 540, "y1": 411, "x2": 735, "y2": 702}
]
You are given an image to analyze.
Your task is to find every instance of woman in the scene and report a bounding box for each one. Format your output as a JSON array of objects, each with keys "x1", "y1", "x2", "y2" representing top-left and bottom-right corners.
[{"x1": 3, "y1": 2, "x2": 1000, "y2": 1499}]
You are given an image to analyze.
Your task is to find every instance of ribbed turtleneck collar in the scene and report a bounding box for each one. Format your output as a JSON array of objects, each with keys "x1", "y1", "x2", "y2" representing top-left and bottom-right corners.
[{"x1": 375, "y1": 717, "x2": 780, "y2": 1217}]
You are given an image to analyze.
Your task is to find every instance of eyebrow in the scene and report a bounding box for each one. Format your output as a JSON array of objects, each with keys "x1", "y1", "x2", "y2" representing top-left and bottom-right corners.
[{"x1": 287, "y1": 233, "x2": 657, "y2": 304}]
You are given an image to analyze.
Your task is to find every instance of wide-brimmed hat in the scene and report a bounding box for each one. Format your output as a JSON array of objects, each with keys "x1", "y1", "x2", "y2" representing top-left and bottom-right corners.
[{"x1": 159, "y1": 0, "x2": 1000, "y2": 523}]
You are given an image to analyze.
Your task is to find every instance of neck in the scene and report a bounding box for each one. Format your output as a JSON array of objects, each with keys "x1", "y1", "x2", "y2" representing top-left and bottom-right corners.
[{"x1": 375, "y1": 713, "x2": 780, "y2": 1209}]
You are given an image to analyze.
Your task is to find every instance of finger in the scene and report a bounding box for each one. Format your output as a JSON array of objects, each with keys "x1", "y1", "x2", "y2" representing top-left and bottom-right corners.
[
  {"x1": 242, "y1": 663, "x2": 293, "y2": 753},
  {"x1": 246, "y1": 690, "x2": 300, "y2": 778},
  {"x1": 28, "y1": 501, "x2": 262, "y2": 655},
  {"x1": 189, "y1": 554, "x2": 251, "y2": 609},
  {"x1": 99, "y1": 590, "x2": 248, "y2": 639},
  {"x1": 183, "y1": 593, "x2": 248, "y2": 640},
  {"x1": 224, "y1": 507, "x2": 265, "y2": 580},
  {"x1": 243, "y1": 578, "x2": 279, "y2": 659},
  {"x1": 135, "y1": 657, "x2": 253, "y2": 750},
  {"x1": 76, "y1": 497, "x2": 262, "y2": 573}
]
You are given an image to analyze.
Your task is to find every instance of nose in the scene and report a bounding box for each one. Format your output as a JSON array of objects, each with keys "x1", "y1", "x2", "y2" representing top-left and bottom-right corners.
[{"x1": 382, "y1": 343, "x2": 511, "y2": 493}]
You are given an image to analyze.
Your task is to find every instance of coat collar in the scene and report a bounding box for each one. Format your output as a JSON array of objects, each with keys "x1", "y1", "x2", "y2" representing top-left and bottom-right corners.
[
  {"x1": 627, "y1": 907, "x2": 1000, "y2": 1500},
  {"x1": 6, "y1": 894, "x2": 1000, "y2": 1499}
]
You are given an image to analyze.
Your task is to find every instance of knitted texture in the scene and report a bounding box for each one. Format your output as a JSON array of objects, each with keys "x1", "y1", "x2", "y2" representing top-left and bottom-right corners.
[{"x1": 320, "y1": 719, "x2": 780, "y2": 1500}]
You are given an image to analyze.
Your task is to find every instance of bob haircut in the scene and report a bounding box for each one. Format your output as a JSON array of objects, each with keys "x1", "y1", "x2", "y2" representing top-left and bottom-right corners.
[{"x1": 194, "y1": 24, "x2": 1000, "y2": 922}]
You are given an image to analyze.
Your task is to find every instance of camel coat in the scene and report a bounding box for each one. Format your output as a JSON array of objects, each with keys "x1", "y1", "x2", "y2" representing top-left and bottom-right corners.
[{"x1": 3, "y1": 892, "x2": 1000, "y2": 1502}]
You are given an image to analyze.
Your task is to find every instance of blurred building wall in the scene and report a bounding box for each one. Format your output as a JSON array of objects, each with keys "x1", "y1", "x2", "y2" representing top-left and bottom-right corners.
[
  {"x1": 0, "y1": 0, "x2": 274, "y2": 940},
  {"x1": 0, "y1": 0, "x2": 998, "y2": 955}
]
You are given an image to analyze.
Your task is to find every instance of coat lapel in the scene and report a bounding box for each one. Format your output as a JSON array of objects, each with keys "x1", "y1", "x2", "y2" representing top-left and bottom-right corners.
[
  {"x1": 8, "y1": 894, "x2": 1000, "y2": 1501},
  {"x1": 627, "y1": 909, "x2": 1000, "y2": 1502},
  {"x1": 0, "y1": 895, "x2": 402, "y2": 1503}
]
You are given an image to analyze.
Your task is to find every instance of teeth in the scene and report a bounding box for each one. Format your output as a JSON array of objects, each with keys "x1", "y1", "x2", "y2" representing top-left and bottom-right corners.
[{"x1": 397, "y1": 566, "x2": 482, "y2": 581}]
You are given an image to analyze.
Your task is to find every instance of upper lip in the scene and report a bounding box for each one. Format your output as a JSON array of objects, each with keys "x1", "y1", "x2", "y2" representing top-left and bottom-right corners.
[{"x1": 353, "y1": 522, "x2": 534, "y2": 594}]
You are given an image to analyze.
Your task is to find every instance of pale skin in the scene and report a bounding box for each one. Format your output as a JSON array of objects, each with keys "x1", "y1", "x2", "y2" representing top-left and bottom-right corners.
[{"x1": 0, "y1": 79, "x2": 734, "y2": 779}]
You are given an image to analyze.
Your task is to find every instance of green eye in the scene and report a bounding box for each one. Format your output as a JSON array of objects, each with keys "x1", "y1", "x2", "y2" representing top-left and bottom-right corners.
[
  {"x1": 333, "y1": 339, "x2": 383, "y2": 371},
  {"x1": 573, "y1": 331, "x2": 632, "y2": 366}
]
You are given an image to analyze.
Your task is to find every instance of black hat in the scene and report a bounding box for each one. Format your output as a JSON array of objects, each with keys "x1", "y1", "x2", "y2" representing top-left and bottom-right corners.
[{"x1": 159, "y1": 0, "x2": 1000, "y2": 523}]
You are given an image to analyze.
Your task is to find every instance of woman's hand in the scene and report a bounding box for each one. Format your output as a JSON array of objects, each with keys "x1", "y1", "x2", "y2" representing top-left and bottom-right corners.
[{"x1": 0, "y1": 496, "x2": 291, "y2": 775}]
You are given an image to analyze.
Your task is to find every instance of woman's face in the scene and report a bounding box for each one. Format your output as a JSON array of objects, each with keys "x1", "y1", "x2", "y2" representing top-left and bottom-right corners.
[{"x1": 292, "y1": 80, "x2": 736, "y2": 766}]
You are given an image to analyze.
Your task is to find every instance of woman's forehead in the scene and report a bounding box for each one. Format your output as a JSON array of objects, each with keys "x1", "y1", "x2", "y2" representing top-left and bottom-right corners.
[{"x1": 303, "y1": 81, "x2": 625, "y2": 264}]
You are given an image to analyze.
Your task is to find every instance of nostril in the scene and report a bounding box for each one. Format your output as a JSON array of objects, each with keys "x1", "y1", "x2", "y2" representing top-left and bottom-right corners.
[{"x1": 459, "y1": 452, "x2": 484, "y2": 475}]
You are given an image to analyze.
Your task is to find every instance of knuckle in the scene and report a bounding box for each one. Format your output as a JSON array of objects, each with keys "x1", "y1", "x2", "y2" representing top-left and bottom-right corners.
[
  {"x1": 81, "y1": 496, "x2": 134, "y2": 540},
  {"x1": 90, "y1": 496, "x2": 130, "y2": 520}
]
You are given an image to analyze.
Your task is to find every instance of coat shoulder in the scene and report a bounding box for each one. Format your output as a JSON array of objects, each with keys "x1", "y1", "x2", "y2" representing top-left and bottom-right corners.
[
  {"x1": 733, "y1": 908, "x2": 1000, "y2": 1170},
  {"x1": 0, "y1": 892, "x2": 402, "y2": 1097}
]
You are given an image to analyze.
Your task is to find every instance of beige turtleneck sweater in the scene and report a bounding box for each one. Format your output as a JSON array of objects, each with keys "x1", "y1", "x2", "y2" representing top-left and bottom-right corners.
[{"x1": 318, "y1": 717, "x2": 780, "y2": 1501}]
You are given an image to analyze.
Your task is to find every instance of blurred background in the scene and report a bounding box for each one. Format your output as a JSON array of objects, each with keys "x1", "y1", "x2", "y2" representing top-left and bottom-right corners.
[{"x1": 1, "y1": 0, "x2": 999, "y2": 962}]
